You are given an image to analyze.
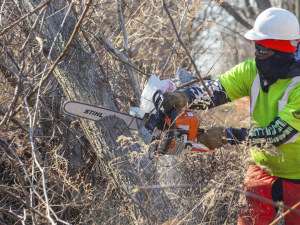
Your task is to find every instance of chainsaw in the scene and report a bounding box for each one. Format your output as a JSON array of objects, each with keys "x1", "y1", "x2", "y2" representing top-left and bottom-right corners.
[{"x1": 63, "y1": 90, "x2": 211, "y2": 159}]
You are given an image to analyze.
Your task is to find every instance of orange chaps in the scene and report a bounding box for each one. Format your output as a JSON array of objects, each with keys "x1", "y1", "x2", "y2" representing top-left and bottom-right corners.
[{"x1": 238, "y1": 165, "x2": 300, "y2": 225}]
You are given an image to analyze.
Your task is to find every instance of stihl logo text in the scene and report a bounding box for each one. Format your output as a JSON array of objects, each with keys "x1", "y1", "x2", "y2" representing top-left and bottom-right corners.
[{"x1": 83, "y1": 109, "x2": 103, "y2": 118}]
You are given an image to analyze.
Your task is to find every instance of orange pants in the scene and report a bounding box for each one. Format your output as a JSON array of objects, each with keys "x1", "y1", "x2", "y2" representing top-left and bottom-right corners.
[{"x1": 238, "y1": 165, "x2": 300, "y2": 225}]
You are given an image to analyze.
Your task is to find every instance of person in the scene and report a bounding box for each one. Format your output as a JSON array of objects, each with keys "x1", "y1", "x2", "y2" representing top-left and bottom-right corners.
[{"x1": 162, "y1": 7, "x2": 300, "y2": 225}]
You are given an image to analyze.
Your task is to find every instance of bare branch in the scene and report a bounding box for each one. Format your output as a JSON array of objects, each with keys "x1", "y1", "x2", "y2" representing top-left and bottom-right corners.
[
  {"x1": 117, "y1": 0, "x2": 128, "y2": 54},
  {"x1": 0, "y1": 62, "x2": 18, "y2": 78},
  {"x1": 256, "y1": 0, "x2": 271, "y2": 12},
  {"x1": 136, "y1": 184, "x2": 300, "y2": 216},
  {"x1": 0, "y1": 0, "x2": 51, "y2": 36},
  {"x1": 0, "y1": 74, "x2": 22, "y2": 128},
  {"x1": 215, "y1": 0, "x2": 252, "y2": 29},
  {"x1": 115, "y1": 0, "x2": 141, "y2": 106},
  {"x1": 0, "y1": 187, "x2": 53, "y2": 221},
  {"x1": 160, "y1": 0, "x2": 190, "y2": 78},
  {"x1": 0, "y1": 0, "x2": 7, "y2": 27},
  {"x1": 0, "y1": 41, "x2": 20, "y2": 71},
  {"x1": 162, "y1": 0, "x2": 213, "y2": 98},
  {"x1": 23, "y1": 82, "x2": 55, "y2": 225},
  {"x1": 244, "y1": 0, "x2": 256, "y2": 18},
  {"x1": 0, "y1": 106, "x2": 44, "y2": 145},
  {"x1": 11, "y1": 0, "x2": 90, "y2": 117},
  {"x1": 98, "y1": 31, "x2": 142, "y2": 105},
  {"x1": 270, "y1": 201, "x2": 300, "y2": 225}
]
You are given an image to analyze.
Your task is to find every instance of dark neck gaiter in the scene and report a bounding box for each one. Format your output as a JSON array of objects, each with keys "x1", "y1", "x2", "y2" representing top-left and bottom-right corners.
[{"x1": 255, "y1": 51, "x2": 295, "y2": 92}]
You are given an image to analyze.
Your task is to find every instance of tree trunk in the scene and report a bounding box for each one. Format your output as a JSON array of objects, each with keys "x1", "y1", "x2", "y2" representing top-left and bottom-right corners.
[
  {"x1": 216, "y1": 0, "x2": 252, "y2": 29},
  {"x1": 14, "y1": 0, "x2": 176, "y2": 223},
  {"x1": 255, "y1": 0, "x2": 271, "y2": 12}
]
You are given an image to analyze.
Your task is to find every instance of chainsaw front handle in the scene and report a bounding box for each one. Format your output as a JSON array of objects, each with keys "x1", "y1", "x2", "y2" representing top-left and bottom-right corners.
[
  {"x1": 152, "y1": 90, "x2": 164, "y2": 113},
  {"x1": 162, "y1": 107, "x2": 176, "y2": 154}
]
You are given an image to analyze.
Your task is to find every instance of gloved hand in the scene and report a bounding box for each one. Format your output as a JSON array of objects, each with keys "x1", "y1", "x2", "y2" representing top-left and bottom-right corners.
[
  {"x1": 197, "y1": 126, "x2": 228, "y2": 149},
  {"x1": 161, "y1": 91, "x2": 189, "y2": 115}
]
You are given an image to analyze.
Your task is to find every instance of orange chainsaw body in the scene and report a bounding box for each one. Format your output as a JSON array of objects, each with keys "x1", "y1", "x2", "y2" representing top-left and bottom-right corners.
[
  {"x1": 164, "y1": 111, "x2": 211, "y2": 153},
  {"x1": 164, "y1": 111, "x2": 201, "y2": 140}
]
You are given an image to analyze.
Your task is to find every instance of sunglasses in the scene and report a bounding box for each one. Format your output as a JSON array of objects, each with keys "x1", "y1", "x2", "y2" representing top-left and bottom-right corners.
[{"x1": 255, "y1": 43, "x2": 269, "y2": 54}]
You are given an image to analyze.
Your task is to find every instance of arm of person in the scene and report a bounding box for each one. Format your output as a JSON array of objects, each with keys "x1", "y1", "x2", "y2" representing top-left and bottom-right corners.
[
  {"x1": 183, "y1": 78, "x2": 231, "y2": 110},
  {"x1": 162, "y1": 59, "x2": 256, "y2": 114},
  {"x1": 229, "y1": 83, "x2": 300, "y2": 147},
  {"x1": 183, "y1": 59, "x2": 257, "y2": 110},
  {"x1": 198, "y1": 117, "x2": 299, "y2": 149},
  {"x1": 227, "y1": 117, "x2": 299, "y2": 147}
]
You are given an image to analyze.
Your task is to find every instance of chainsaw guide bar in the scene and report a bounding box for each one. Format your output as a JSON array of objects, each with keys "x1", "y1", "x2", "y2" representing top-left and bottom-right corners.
[{"x1": 63, "y1": 101, "x2": 142, "y2": 130}]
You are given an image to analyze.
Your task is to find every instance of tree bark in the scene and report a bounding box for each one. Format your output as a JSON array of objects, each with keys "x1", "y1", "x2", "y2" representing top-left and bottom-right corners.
[{"x1": 14, "y1": 0, "x2": 176, "y2": 223}]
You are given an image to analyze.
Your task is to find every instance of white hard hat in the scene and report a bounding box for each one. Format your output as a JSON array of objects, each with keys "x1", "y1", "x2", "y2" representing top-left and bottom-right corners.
[{"x1": 244, "y1": 7, "x2": 300, "y2": 40}]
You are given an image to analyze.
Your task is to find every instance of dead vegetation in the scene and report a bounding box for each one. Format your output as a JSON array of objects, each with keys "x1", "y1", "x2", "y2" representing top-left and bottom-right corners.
[{"x1": 0, "y1": 0, "x2": 289, "y2": 224}]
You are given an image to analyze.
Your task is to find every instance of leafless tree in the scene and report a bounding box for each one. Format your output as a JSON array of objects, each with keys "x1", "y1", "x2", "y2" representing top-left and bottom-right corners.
[{"x1": 0, "y1": 0, "x2": 289, "y2": 224}]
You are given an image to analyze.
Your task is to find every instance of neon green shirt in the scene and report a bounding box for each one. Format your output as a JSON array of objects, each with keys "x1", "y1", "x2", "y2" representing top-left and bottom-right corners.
[{"x1": 219, "y1": 59, "x2": 300, "y2": 179}]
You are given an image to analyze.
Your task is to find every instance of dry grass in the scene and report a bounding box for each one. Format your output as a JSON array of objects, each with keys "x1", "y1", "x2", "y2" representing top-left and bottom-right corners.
[
  {"x1": 148, "y1": 101, "x2": 251, "y2": 224},
  {"x1": 0, "y1": 0, "x2": 283, "y2": 224}
]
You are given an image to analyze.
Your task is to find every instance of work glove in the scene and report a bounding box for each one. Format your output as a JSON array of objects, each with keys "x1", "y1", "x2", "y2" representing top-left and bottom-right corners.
[
  {"x1": 161, "y1": 91, "x2": 189, "y2": 115},
  {"x1": 197, "y1": 126, "x2": 228, "y2": 149}
]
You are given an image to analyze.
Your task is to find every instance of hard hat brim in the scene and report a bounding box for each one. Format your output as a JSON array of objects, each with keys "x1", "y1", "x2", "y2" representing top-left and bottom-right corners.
[
  {"x1": 244, "y1": 29, "x2": 300, "y2": 40},
  {"x1": 244, "y1": 29, "x2": 272, "y2": 40}
]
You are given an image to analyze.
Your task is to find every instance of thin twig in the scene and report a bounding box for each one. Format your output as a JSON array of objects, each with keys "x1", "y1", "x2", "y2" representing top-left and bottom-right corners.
[
  {"x1": 176, "y1": 75, "x2": 212, "y2": 90},
  {"x1": 135, "y1": 184, "x2": 300, "y2": 216},
  {"x1": 0, "y1": 66, "x2": 23, "y2": 128},
  {"x1": 113, "y1": 56, "x2": 150, "y2": 77},
  {"x1": 0, "y1": 62, "x2": 18, "y2": 78},
  {"x1": 0, "y1": 141, "x2": 54, "y2": 224},
  {"x1": 86, "y1": 29, "x2": 150, "y2": 77},
  {"x1": 116, "y1": 0, "x2": 141, "y2": 106},
  {"x1": 162, "y1": 0, "x2": 213, "y2": 98},
  {"x1": 11, "y1": 0, "x2": 90, "y2": 117},
  {"x1": 0, "y1": 0, "x2": 51, "y2": 36},
  {"x1": 117, "y1": 0, "x2": 128, "y2": 54},
  {"x1": 25, "y1": 37, "x2": 44, "y2": 77},
  {"x1": 0, "y1": 187, "x2": 53, "y2": 221},
  {"x1": 0, "y1": 3, "x2": 48, "y2": 130},
  {"x1": 160, "y1": 0, "x2": 190, "y2": 78},
  {"x1": 0, "y1": 41, "x2": 20, "y2": 71},
  {"x1": 0, "y1": 106, "x2": 44, "y2": 145},
  {"x1": 270, "y1": 201, "x2": 300, "y2": 225},
  {"x1": 20, "y1": 6, "x2": 46, "y2": 55},
  {"x1": 23, "y1": 86, "x2": 56, "y2": 225},
  {"x1": 0, "y1": 144, "x2": 31, "y2": 209},
  {"x1": 0, "y1": 0, "x2": 7, "y2": 27}
]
